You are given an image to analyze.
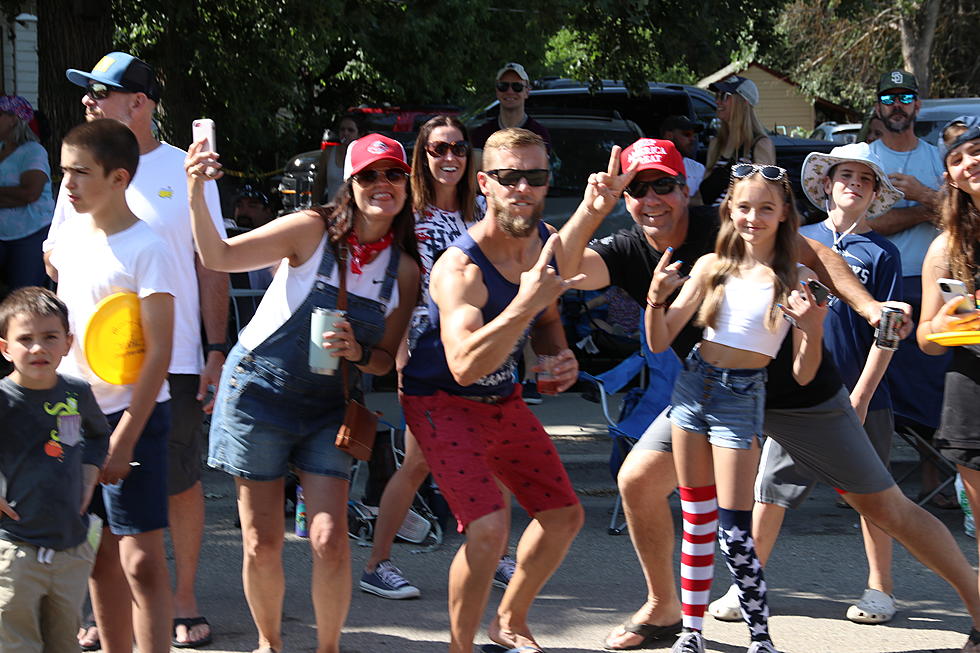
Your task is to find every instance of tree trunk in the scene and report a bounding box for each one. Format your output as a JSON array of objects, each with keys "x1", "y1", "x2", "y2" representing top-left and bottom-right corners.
[
  {"x1": 899, "y1": 0, "x2": 941, "y2": 96},
  {"x1": 36, "y1": 0, "x2": 112, "y2": 173}
]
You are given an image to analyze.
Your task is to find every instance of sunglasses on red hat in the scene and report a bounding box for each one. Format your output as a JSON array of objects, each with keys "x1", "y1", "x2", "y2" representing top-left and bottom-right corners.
[
  {"x1": 625, "y1": 176, "x2": 684, "y2": 198},
  {"x1": 352, "y1": 168, "x2": 408, "y2": 185},
  {"x1": 878, "y1": 93, "x2": 916, "y2": 106},
  {"x1": 485, "y1": 168, "x2": 549, "y2": 187},
  {"x1": 426, "y1": 140, "x2": 469, "y2": 158},
  {"x1": 496, "y1": 81, "x2": 525, "y2": 93}
]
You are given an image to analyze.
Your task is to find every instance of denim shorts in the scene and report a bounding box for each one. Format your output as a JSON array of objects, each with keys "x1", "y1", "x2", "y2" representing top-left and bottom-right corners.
[
  {"x1": 90, "y1": 401, "x2": 171, "y2": 535},
  {"x1": 208, "y1": 344, "x2": 352, "y2": 482},
  {"x1": 668, "y1": 347, "x2": 767, "y2": 449}
]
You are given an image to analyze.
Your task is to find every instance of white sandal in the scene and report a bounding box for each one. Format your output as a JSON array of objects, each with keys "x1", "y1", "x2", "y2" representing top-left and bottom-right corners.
[
  {"x1": 846, "y1": 588, "x2": 896, "y2": 624},
  {"x1": 708, "y1": 584, "x2": 742, "y2": 622}
]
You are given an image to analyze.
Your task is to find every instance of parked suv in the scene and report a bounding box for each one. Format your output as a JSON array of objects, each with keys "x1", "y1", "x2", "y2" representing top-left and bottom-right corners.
[
  {"x1": 810, "y1": 121, "x2": 862, "y2": 144},
  {"x1": 915, "y1": 97, "x2": 980, "y2": 145}
]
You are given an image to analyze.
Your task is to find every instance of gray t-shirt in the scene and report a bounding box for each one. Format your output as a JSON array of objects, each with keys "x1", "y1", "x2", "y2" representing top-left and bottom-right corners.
[{"x1": 0, "y1": 375, "x2": 110, "y2": 549}]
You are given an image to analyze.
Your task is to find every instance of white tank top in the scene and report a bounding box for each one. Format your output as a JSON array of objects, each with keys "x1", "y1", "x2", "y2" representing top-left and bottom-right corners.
[{"x1": 702, "y1": 276, "x2": 790, "y2": 358}]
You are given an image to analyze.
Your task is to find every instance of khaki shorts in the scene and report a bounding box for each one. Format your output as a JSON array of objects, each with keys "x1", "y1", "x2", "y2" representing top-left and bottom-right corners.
[{"x1": 0, "y1": 538, "x2": 95, "y2": 653}]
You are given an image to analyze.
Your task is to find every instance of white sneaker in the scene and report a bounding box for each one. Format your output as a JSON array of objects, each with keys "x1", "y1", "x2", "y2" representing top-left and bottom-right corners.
[
  {"x1": 708, "y1": 584, "x2": 742, "y2": 622},
  {"x1": 846, "y1": 588, "x2": 896, "y2": 624},
  {"x1": 747, "y1": 641, "x2": 781, "y2": 653},
  {"x1": 671, "y1": 630, "x2": 706, "y2": 653}
]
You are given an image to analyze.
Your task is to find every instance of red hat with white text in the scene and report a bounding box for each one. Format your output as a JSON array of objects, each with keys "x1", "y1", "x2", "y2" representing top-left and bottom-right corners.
[
  {"x1": 343, "y1": 133, "x2": 411, "y2": 180},
  {"x1": 620, "y1": 138, "x2": 686, "y2": 180}
]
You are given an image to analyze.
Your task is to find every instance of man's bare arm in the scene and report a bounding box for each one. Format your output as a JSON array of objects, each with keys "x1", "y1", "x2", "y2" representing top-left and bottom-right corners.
[{"x1": 869, "y1": 204, "x2": 935, "y2": 236}]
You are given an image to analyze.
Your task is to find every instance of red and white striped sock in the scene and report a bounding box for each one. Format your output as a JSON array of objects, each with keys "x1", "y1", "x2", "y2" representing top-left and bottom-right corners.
[{"x1": 679, "y1": 485, "x2": 718, "y2": 632}]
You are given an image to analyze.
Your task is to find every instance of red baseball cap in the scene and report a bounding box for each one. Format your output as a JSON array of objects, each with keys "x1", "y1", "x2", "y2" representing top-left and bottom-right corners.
[
  {"x1": 620, "y1": 138, "x2": 686, "y2": 179},
  {"x1": 343, "y1": 133, "x2": 411, "y2": 180}
]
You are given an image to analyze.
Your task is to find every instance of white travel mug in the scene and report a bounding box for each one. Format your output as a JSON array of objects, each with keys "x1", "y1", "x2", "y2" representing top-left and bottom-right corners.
[{"x1": 309, "y1": 308, "x2": 346, "y2": 375}]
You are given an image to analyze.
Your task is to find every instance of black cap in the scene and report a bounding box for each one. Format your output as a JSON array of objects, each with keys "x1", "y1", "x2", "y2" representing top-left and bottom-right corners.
[
  {"x1": 877, "y1": 70, "x2": 918, "y2": 95},
  {"x1": 661, "y1": 115, "x2": 703, "y2": 134},
  {"x1": 234, "y1": 184, "x2": 269, "y2": 206}
]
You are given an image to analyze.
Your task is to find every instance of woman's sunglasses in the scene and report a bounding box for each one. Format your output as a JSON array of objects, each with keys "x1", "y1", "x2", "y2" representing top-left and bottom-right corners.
[
  {"x1": 496, "y1": 81, "x2": 525, "y2": 93},
  {"x1": 878, "y1": 93, "x2": 916, "y2": 106},
  {"x1": 731, "y1": 163, "x2": 788, "y2": 182},
  {"x1": 485, "y1": 168, "x2": 549, "y2": 187},
  {"x1": 426, "y1": 140, "x2": 469, "y2": 158},
  {"x1": 352, "y1": 168, "x2": 408, "y2": 185},
  {"x1": 624, "y1": 176, "x2": 684, "y2": 198}
]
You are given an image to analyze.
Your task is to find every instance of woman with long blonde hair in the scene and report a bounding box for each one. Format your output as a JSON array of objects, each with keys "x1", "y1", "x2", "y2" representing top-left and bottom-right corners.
[{"x1": 700, "y1": 76, "x2": 776, "y2": 207}]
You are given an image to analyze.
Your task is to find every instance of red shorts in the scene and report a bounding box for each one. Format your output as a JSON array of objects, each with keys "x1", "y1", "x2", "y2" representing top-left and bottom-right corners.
[{"x1": 401, "y1": 386, "x2": 579, "y2": 532}]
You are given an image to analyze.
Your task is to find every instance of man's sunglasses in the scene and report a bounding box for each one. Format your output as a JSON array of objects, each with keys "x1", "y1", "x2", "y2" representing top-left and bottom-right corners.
[
  {"x1": 352, "y1": 168, "x2": 408, "y2": 185},
  {"x1": 86, "y1": 83, "x2": 126, "y2": 101},
  {"x1": 426, "y1": 140, "x2": 469, "y2": 158},
  {"x1": 879, "y1": 93, "x2": 916, "y2": 106},
  {"x1": 496, "y1": 81, "x2": 525, "y2": 93},
  {"x1": 731, "y1": 163, "x2": 788, "y2": 182},
  {"x1": 485, "y1": 168, "x2": 549, "y2": 187},
  {"x1": 625, "y1": 176, "x2": 684, "y2": 198}
]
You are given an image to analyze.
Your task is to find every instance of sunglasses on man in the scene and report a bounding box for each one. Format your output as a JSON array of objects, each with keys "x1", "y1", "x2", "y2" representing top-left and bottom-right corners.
[
  {"x1": 426, "y1": 140, "x2": 469, "y2": 158},
  {"x1": 625, "y1": 176, "x2": 685, "y2": 198},
  {"x1": 352, "y1": 168, "x2": 408, "y2": 185},
  {"x1": 496, "y1": 81, "x2": 525, "y2": 93},
  {"x1": 485, "y1": 168, "x2": 549, "y2": 187},
  {"x1": 85, "y1": 83, "x2": 126, "y2": 101},
  {"x1": 878, "y1": 93, "x2": 916, "y2": 106}
]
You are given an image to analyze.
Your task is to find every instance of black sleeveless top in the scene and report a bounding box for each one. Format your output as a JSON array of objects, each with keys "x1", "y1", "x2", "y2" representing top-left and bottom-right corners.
[{"x1": 699, "y1": 134, "x2": 767, "y2": 207}]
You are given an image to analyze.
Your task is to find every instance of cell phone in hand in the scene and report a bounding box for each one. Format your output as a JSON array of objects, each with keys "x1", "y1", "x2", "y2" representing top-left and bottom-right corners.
[
  {"x1": 938, "y1": 278, "x2": 974, "y2": 314},
  {"x1": 806, "y1": 279, "x2": 832, "y2": 305},
  {"x1": 192, "y1": 118, "x2": 216, "y2": 153}
]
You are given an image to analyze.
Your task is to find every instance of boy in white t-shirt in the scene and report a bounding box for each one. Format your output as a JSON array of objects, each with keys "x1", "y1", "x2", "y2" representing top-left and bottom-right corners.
[{"x1": 45, "y1": 119, "x2": 176, "y2": 653}]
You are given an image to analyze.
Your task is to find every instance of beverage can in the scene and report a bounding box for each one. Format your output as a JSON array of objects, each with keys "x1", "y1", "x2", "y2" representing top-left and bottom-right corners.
[
  {"x1": 309, "y1": 308, "x2": 345, "y2": 375},
  {"x1": 874, "y1": 306, "x2": 903, "y2": 350},
  {"x1": 295, "y1": 485, "x2": 308, "y2": 537}
]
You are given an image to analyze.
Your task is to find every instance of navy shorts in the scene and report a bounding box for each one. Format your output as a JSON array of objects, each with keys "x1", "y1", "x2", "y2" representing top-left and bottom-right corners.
[
  {"x1": 668, "y1": 347, "x2": 767, "y2": 449},
  {"x1": 90, "y1": 401, "x2": 171, "y2": 536}
]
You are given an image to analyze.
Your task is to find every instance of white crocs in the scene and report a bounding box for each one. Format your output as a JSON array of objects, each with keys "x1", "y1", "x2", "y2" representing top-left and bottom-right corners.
[
  {"x1": 708, "y1": 584, "x2": 742, "y2": 622},
  {"x1": 846, "y1": 588, "x2": 896, "y2": 624}
]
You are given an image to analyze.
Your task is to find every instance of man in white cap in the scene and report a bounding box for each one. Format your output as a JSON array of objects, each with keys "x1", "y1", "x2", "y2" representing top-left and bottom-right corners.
[{"x1": 470, "y1": 62, "x2": 550, "y2": 152}]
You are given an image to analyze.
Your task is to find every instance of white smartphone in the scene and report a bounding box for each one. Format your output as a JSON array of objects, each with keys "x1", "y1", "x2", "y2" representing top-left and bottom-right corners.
[
  {"x1": 938, "y1": 277, "x2": 974, "y2": 314},
  {"x1": 192, "y1": 118, "x2": 216, "y2": 153}
]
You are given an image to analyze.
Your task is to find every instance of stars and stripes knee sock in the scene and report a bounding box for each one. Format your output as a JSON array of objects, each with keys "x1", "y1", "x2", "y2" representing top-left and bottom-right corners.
[
  {"x1": 679, "y1": 485, "x2": 718, "y2": 632},
  {"x1": 718, "y1": 507, "x2": 771, "y2": 643}
]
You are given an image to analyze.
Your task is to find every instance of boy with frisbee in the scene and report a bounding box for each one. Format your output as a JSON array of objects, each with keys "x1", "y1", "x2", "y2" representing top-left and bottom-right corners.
[
  {"x1": 0, "y1": 287, "x2": 110, "y2": 652},
  {"x1": 44, "y1": 119, "x2": 177, "y2": 653}
]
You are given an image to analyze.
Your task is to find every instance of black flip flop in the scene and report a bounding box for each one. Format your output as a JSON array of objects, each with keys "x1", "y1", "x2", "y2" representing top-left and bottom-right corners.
[
  {"x1": 481, "y1": 645, "x2": 544, "y2": 653},
  {"x1": 79, "y1": 620, "x2": 100, "y2": 652},
  {"x1": 172, "y1": 616, "x2": 213, "y2": 648},
  {"x1": 602, "y1": 620, "x2": 683, "y2": 650}
]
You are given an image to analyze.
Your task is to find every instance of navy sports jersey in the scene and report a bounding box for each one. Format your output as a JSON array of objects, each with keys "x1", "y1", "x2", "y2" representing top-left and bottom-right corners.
[{"x1": 799, "y1": 221, "x2": 903, "y2": 410}]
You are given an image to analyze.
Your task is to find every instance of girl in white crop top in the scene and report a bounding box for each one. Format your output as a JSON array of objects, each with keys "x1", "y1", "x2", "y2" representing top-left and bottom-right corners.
[{"x1": 644, "y1": 165, "x2": 828, "y2": 653}]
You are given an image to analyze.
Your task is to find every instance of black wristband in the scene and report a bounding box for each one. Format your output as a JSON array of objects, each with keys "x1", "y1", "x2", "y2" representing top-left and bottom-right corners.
[
  {"x1": 205, "y1": 342, "x2": 229, "y2": 356},
  {"x1": 354, "y1": 344, "x2": 372, "y2": 366}
]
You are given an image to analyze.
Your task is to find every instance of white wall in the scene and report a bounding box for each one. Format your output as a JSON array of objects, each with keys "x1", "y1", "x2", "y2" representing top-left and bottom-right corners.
[{"x1": 2, "y1": 12, "x2": 39, "y2": 107}]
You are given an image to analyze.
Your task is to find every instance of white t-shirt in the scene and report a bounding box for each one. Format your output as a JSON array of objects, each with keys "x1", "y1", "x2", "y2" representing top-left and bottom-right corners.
[
  {"x1": 684, "y1": 157, "x2": 705, "y2": 197},
  {"x1": 0, "y1": 141, "x2": 55, "y2": 240},
  {"x1": 238, "y1": 234, "x2": 399, "y2": 351},
  {"x1": 49, "y1": 218, "x2": 176, "y2": 414},
  {"x1": 45, "y1": 142, "x2": 226, "y2": 375},
  {"x1": 869, "y1": 138, "x2": 943, "y2": 277}
]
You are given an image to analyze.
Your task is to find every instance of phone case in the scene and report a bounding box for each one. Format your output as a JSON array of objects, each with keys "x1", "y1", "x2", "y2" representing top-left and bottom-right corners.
[{"x1": 192, "y1": 119, "x2": 216, "y2": 152}]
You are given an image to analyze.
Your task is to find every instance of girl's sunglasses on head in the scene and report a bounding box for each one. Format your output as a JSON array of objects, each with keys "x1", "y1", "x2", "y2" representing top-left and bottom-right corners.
[{"x1": 731, "y1": 163, "x2": 788, "y2": 182}]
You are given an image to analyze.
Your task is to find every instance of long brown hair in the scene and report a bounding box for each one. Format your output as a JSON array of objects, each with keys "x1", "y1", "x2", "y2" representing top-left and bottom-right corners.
[
  {"x1": 940, "y1": 122, "x2": 980, "y2": 292},
  {"x1": 698, "y1": 174, "x2": 801, "y2": 331},
  {"x1": 706, "y1": 94, "x2": 769, "y2": 170},
  {"x1": 311, "y1": 179, "x2": 420, "y2": 266},
  {"x1": 410, "y1": 115, "x2": 476, "y2": 223}
]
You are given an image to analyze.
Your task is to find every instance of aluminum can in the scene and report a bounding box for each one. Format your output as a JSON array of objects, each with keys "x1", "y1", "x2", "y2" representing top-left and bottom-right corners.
[
  {"x1": 295, "y1": 485, "x2": 308, "y2": 537},
  {"x1": 309, "y1": 308, "x2": 345, "y2": 374},
  {"x1": 874, "y1": 306, "x2": 903, "y2": 350}
]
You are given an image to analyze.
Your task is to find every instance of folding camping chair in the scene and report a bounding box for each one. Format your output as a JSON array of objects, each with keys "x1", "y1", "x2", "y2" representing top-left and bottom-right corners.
[
  {"x1": 579, "y1": 328, "x2": 681, "y2": 534},
  {"x1": 892, "y1": 419, "x2": 958, "y2": 507}
]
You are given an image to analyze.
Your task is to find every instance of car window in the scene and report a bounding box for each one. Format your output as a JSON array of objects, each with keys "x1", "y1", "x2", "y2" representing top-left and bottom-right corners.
[{"x1": 543, "y1": 122, "x2": 640, "y2": 196}]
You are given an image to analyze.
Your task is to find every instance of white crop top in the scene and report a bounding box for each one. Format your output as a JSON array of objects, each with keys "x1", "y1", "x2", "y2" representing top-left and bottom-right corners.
[{"x1": 702, "y1": 276, "x2": 790, "y2": 358}]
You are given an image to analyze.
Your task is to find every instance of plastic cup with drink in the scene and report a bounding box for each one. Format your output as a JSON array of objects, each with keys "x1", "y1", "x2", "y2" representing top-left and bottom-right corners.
[{"x1": 536, "y1": 354, "x2": 563, "y2": 396}]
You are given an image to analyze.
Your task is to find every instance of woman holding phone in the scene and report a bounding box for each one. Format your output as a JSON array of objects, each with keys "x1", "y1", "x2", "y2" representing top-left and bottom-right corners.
[
  {"x1": 918, "y1": 118, "x2": 980, "y2": 644},
  {"x1": 185, "y1": 133, "x2": 419, "y2": 653}
]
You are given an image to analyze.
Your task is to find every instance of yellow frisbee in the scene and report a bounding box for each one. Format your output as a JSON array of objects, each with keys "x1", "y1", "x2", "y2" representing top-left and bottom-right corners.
[
  {"x1": 926, "y1": 330, "x2": 980, "y2": 347},
  {"x1": 84, "y1": 292, "x2": 145, "y2": 385}
]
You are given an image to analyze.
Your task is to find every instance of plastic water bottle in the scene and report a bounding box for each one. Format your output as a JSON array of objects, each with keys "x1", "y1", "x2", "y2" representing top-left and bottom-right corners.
[
  {"x1": 955, "y1": 473, "x2": 975, "y2": 538},
  {"x1": 295, "y1": 485, "x2": 308, "y2": 537}
]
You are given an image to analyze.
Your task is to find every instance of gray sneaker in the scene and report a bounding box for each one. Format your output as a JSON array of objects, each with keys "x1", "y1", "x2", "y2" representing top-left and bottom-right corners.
[
  {"x1": 359, "y1": 560, "x2": 421, "y2": 599},
  {"x1": 671, "y1": 630, "x2": 706, "y2": 653},
  {"x1": 493, "y1": 554, "x2": 517, "y2": 589},
  {"x1": 747, "y1": 641, "x2": 781, "y2": 653}
]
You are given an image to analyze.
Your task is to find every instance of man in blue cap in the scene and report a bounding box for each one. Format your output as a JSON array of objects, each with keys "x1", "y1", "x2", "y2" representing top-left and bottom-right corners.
[{"x1": 43, "y1": 51, "x2": 227, "y2": 651}]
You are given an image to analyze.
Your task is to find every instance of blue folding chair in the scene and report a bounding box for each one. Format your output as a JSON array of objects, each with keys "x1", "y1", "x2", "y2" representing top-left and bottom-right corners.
[{"x1": 579, "y1": 326, "x2": 681, "y2": 534}]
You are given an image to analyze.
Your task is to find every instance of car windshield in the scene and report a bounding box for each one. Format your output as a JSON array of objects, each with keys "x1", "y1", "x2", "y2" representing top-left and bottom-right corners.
[{"x1": 546, "y1": 124, "x2": 639, "y2": 196}]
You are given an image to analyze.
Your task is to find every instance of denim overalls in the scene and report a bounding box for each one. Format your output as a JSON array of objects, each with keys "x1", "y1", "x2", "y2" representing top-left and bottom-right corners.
[{"x1": 208, "y1": 241, "x2": 400, "y2": 481}]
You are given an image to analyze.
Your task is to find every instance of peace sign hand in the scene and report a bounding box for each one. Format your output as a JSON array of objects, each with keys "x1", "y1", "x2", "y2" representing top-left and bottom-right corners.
[
  {"x1": 646, "y1": 247, "x2": 687, "y2": 306},
  {"x1": 583, "y1": 146, "x2": 639, "y2": 217},
  {"x1": 516, "y1": 234, "x2": 587, "y2": 314}
]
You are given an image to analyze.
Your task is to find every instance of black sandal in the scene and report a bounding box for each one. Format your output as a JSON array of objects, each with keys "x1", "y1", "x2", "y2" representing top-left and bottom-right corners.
[
  {"x1": 172, "y1": 616, "x2": 213, "y2": 648},
  {"x1": 78, "y1": 620, "x2": 100, "y2": 652}
]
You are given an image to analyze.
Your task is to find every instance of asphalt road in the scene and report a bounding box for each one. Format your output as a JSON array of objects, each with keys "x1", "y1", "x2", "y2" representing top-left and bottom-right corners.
[{"x1": 180, "y1": 391, "x2": 976, "y2": 653}]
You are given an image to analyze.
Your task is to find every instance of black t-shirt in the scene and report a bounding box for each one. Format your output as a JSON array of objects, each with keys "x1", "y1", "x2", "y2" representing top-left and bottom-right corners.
[
  {"x1": 588, "y1": 205, "x2": 843, "y2": 409},
  {"x1": 471, "y1": 115, "x2": 552, "y2": 151}
]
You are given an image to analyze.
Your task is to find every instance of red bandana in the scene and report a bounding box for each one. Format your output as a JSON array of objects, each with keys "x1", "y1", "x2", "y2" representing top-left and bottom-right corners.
[{"x1": 345, "y1": 230, "x2": 393, "y2": 274}]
